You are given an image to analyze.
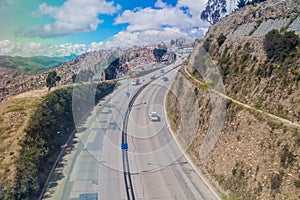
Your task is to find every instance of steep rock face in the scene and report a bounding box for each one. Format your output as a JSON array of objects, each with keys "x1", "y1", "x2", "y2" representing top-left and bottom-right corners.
[
  {"x1": 170, "y1": 55, "x2": 300, "y2": 200},
  {"x1": 167, "y1": 0, "x2": 300, "y2": 199},
  {"x1": 199, "y1": 0, "x2": 300, "y2": 124}
]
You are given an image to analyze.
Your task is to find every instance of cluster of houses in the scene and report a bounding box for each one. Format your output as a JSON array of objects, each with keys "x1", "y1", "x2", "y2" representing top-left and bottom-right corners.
[
  {"x1": 0, "y1": 45, "x2": 160, "y2": 101},
  {"x1": 0, "y1": 68, "x2": 48, "y2": 101},
  {"x1": 116, "y1": 45, "x2": 157, "y2": 77}
]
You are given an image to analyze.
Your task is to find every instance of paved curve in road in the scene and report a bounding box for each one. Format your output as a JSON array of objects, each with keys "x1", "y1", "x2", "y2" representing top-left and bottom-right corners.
[
  {"x1": 43, "y1": 58, "x2": 220, "y2": 200},
  {"x1": 126, "y1": 66, "x2": 220, "y2": 200}
]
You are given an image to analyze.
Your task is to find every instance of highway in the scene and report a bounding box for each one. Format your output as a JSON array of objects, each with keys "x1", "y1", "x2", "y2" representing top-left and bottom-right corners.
[
  {"x1": 43, "y1": 73, "x2": 135, "y2": 199},
  {"x1": 43, "y1": 59, "x2": 220, "y2": 200},
  {"x1": 126, "y1": 65, "x2": 220, "y2": 200}
]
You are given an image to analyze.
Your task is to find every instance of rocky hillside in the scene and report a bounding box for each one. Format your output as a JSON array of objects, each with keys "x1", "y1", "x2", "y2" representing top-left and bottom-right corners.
[
  {"x1": 0, "y1": 46, "x2": 156, "y2": 101},
  {"x1": 201, "y1": 0, "x2": 300, "y2": 124},
  {"x1": 167, "y1": 0, "x2": 300, "y2": 199}
]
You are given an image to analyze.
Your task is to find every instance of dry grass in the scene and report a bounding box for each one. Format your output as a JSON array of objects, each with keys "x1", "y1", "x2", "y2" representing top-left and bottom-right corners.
[{"x1": 0, "y1": 88, "x2": 46, "y2": 190}]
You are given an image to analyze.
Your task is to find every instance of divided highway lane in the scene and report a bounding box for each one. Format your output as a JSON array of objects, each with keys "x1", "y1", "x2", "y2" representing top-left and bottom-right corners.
[
  {"x1": 43, "y1": 63, "x2": 179, "y2": 200},
  {"x1": 126, "y1": 67, "x2": 221, "y2": 199},
  {"x1": 43, "y1": 81, "x2": 130, "y2": 200}
]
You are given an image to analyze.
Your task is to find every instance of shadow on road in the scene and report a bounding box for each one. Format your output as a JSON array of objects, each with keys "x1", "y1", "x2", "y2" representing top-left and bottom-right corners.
[{"x1": 42, "y1": 136, "x2": 79, "y2": 199}]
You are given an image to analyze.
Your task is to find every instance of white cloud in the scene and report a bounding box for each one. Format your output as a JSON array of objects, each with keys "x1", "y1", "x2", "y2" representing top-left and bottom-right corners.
[
  {"x1": 154, "y1": 0, "x2": 170, "y2": 8},
  {"x1": 104, "y1": 28, "x2": 188, "y2": 48},
  {"x1": 0, "y1": 40, "x2": 89, "y2": 57},
  {"x1": 0, "y1": 26, "x2": 206, "y2": 57},
  {"x1": 0, "y1": 40, "x2": 15, "y2": 54},
  {"x1": 114, "y1": 0, "x2": 209, "y2": 39},
  {"x1": 177, "y1": 0, "x2": 207, "y2": 16},
  {"x1": 115, "y1": 7, "x2": 192, "y2": 31},
  {"x1": 1, "y1": 0, "x2": 213, "y2": 57},
  {"x1": 21, "y1": 0, "x2": 121, "y2": 38},
  {"x1": 111, "y1": 0, "x2": 209, "y2": 48}
]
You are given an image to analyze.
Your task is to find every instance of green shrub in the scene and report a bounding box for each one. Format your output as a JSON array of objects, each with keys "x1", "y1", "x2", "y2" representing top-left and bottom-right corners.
[
  {"x1": 203, "y1": 38, "x2": 212, "y2": 52},
  {"x1": 264, "y1": 29, "x2": 300, "y2": 62},
  {"x1": 270, "y1": 172, "x2": 283, "y2": 190},
  {"x1": 13, "y1": 82, "x2": 116, "y2": 199},
  {"x1": 280, "y1": 145, "x2": 296, "y2": 168},
  {"x1": 296, "y1": 74, "x2": 300, "y2": 82},
  {"x1": 254, "y1": 100, "x2": 262, "y2": 109},
  {"x1": 294, "y1": 179, "x2": 300, "y2": 188},
  {"x1": 182, "y1": 60, "x2": 189, "y2": 65},
  {"x1": 219, "y1": 54, "x2": 231, "y2": 67},
  {"x1": 217, "y1": 34, "x2": 227, "y2": 47}
]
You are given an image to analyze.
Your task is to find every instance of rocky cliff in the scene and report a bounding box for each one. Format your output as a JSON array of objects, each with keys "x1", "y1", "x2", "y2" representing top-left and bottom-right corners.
[{"x1": 167, "y1": 0, "x2": 300, "y2": 199}]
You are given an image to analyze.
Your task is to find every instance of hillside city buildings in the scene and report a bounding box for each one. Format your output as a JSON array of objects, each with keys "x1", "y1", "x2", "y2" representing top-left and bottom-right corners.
[{"x1": 0, "y1": 45, "x2": 158, "y2": 101}]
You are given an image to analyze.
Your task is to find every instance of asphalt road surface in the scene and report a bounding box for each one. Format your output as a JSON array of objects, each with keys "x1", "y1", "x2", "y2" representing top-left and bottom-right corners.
[
  {"x1": 126, "y1": 67, "x2": 220, "y2": 200},
  {"x1": 43, "y1": 60, "x2": 220, "y2": 200}
]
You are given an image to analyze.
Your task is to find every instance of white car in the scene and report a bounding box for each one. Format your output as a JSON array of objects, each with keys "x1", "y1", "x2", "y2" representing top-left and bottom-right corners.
[
  {"x1": 149, "y1": 111, "x2": 159, "y2": 121},
  {"x1": 150, "y1": 74, "x2": 155, "y2": 80},
  {"x1": 131, "y1": 78, "x2": 140, "y2": 86}
]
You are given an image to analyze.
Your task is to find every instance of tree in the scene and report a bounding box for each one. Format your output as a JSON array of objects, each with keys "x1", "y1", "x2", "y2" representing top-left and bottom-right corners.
[
  {"x1": 264, "y1": 29, "x2": 300, "y2": 61},
  {"x1": 72, "y1": 74, "x2": 77, "y2": 83},
  {"x1": 46, "y1": 71, "x2": 61, "y2": 91},
  {"x1": 247, "y1": 0, "x2": 267, "y2": 5},
  {"x1": 236, "y1": 0, "x2": 267, "y2": 10},
  {"x1": 217, "y1": 33, "x2": 227, "y2": 46},
  {"x1": 201, "y1": 0, "x2": 227, "y2": 25},
  {"x1": 56, "y1": 75, "x2": 61, "y2": 82},
  {"x1": 237, "y1": 0, "x2": 247, "y2": 8}
]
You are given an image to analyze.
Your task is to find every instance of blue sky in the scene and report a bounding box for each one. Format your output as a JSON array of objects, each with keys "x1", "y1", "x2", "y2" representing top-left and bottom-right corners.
[{"x1": 0, "y1": 0, "x2": 217, "y2": 57}]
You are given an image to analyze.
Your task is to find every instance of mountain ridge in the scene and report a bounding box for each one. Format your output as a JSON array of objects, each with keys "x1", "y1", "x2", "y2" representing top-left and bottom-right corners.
[{"x1": 0, "y1": 54, "x2": 77, "y2": 74}]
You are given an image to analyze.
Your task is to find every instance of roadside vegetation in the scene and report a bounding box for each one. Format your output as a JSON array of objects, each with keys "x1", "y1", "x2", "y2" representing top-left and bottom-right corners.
[
  {"x1": 264, "y1": 29, "x2": 300, "y2": 62},
  {"x1": 237, "y1": 0, "x2": 266, "y2": 9},
  {"x1": 0, "y1": 82, "x2": 116, "y2": 200},
  {"x1": 46, "y1": 71, "x2": 61, "y2": 91},
  {"x1": 0, "y1": 96, "x2": 42, "y2": 199},
  {"x1": 166, "y1": 90, "x2": 181, "y2": 133}
]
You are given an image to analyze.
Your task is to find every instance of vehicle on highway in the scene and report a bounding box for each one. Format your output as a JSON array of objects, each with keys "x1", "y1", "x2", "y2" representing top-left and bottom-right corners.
[
  {"x1": 160, "y1": 68, "x2": 164, "y2": 74},
  {"x1": 149, "y1": 111, "x2": 159, "y2": 121},
  {"x1": 131, "y1": 78, "x2": 140, "y2": 86},
  {"x1": 150, "y1": 74, "x2": 155, "y2": 80},
  {"x1": 162, "y1": 76, "x2": 168, "y2": 81}
]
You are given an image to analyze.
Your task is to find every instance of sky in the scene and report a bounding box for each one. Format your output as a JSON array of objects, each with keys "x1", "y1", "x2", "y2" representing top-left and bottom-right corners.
[{"x1": 0, "y1": 0, "x2": 229, "y2": 57}]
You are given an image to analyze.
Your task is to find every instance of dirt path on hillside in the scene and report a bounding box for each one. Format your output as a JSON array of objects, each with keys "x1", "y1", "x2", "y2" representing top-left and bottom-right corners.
[
  {"x1": 11, "y1": 87, "x2": 49, "y2": 99},
  {"x1": 184, "y1": 65, "x2": 300, "y2": 129},
  {"x1": 10, "y1": 84, "x2": 75, "y2": 100}
]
